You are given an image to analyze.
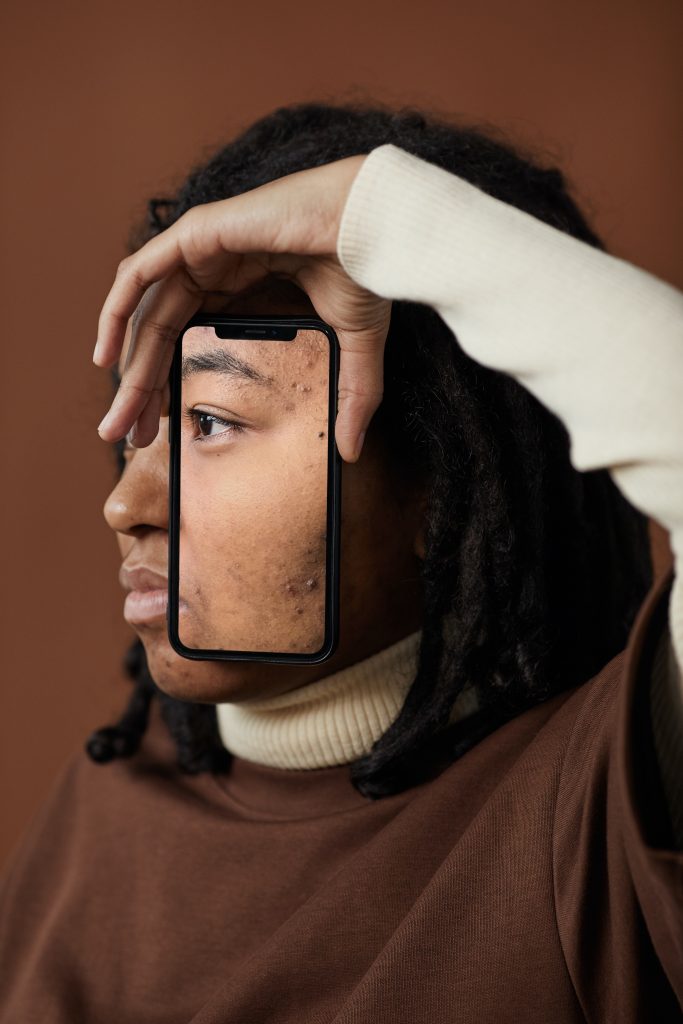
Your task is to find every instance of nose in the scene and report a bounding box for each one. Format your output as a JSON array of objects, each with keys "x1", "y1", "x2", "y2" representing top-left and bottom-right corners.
[{"x1": 103, "y1": 416, "x2": 169, "y2": 536}]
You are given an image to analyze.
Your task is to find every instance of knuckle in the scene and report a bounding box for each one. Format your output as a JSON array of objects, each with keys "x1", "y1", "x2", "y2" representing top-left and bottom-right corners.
[
  {"x1": 129, "y1": 308, "x2": 177, "y2": 347},
  {"x1": 182, "y1": 205, "x2": 201, "y2": 226},
  {"x1": 143, "y1": 319, "x2": 178, "y2": 346},
  {"x1": 115, "y1": 255, "x2": 146, "y2": 291},
  {"x1": 179, "y1": 207, "x2": 206, "y2": 257},
  {"x1": 117, "y1": 377, "x2": 151, "y2": 394}
]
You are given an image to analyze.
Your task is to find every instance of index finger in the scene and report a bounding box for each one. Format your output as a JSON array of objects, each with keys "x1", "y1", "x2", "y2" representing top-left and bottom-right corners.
[
  {"x1": 93, "y1": 185, "x2": 286, "y2": 369},
  {"x1": 93, "y1": 213, "x2": 194, "y2": 368},
  {"x1": 96, "y1": 269, "x2": 202, "y2": 443}
]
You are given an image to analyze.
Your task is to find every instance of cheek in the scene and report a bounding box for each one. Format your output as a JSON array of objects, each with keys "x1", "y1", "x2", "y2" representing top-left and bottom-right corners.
[
  {"x1": 181, "y1": 444, "x2": 325, "y2": 563},
  {"x1": 178, "y1": 417, "x2": 329, "y2": 647}
]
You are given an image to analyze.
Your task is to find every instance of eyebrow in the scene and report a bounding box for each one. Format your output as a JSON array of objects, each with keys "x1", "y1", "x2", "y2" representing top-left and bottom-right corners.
[{"x1": 181, "y1": 348, "x2": 275, "y2": 388}]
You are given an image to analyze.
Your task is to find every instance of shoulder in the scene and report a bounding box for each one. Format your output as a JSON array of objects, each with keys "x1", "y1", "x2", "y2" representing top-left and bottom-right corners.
[{"x1": 0, "y1": 695, "x2": 212, "y2": 900}]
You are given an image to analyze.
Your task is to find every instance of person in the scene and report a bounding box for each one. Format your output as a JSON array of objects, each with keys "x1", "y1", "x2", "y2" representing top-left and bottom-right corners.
[{"x1": 0, "y1": 101, "x2": 681, "y2": 1022}]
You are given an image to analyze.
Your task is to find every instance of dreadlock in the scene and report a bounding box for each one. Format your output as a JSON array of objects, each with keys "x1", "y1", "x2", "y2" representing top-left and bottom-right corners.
[{"x1": 85, "y1": 99, "x2": 653, "y2": 798}]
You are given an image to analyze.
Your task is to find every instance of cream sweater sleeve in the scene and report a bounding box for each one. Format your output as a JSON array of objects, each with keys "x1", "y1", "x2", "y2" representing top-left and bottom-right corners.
[{"x1": 336, "y1": 143, "x2": 683, "y2": 838}]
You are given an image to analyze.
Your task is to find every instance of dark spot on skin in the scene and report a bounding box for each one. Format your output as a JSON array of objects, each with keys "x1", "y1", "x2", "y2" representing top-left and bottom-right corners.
[
  {"x1": 295, "y1": 606, "x2": 304, "y2": 614},
  {"x1": 318, "y1": 431, "x2": 325, "y2": 438}
]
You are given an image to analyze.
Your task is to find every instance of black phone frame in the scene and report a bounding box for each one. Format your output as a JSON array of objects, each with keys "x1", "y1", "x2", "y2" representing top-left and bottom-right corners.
[{"x1": 167, "y1": 313, "x2": 341, "y2": 664}]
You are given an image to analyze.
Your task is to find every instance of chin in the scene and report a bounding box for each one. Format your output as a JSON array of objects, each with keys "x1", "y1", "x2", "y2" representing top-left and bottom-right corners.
[{"x1": 140, "y1": 635, "x2": 261, "y2": 705}]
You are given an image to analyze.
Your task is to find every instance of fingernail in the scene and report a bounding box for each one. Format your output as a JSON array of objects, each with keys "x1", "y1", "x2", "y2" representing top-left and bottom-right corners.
[
  {"x1": 126, "y1": 424, "x2": 138, "y2": 446},
  {"x1": 355, "y1": 430, "x2": 366, "y2": 460}
]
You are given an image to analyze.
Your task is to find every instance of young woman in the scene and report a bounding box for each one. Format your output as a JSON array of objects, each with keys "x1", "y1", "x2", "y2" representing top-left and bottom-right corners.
[{"x1": 1, "y1": 102, "x2": 681, "y2": 1023}]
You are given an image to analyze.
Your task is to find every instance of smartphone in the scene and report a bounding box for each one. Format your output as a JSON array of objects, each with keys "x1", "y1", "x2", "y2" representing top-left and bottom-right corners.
[{"x1": 167, "y1": 313, "x2": 341, "y2": 664}]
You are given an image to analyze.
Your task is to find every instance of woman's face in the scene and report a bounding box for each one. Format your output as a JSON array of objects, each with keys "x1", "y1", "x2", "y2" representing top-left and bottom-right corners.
[{"x1": 103, "y1": 279, "x2": 427, "y2": 705}]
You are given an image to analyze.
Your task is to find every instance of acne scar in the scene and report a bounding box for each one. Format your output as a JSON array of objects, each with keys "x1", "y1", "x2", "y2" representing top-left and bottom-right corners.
[{"x1": 281, "y1": 574, "x2": 320, "y2": 599}]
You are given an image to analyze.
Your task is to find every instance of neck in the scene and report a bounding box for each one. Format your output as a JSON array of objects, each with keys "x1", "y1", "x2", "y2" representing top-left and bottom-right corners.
[{"x1": 215, "y1": 630, "x2": 480, "y2": 770}]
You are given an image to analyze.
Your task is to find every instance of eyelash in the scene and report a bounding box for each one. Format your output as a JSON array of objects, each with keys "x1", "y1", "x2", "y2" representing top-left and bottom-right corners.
[{"x1": 184, "y1": 408, "x2": 247, "y2": 442}]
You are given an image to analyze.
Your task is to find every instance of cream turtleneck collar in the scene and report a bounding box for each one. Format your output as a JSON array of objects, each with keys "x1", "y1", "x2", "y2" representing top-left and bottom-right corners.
[{"x1": 215, "y1": 630, "x2": 480, "y2": 770}]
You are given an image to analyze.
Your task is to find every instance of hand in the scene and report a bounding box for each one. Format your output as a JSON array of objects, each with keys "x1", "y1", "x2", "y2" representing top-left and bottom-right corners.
[{"x1": 93, "y1": 152, "x2": 391, "y2": 462}]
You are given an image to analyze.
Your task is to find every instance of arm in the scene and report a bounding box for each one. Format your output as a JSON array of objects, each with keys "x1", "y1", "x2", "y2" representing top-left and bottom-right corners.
[
  {"x1": 336, "y1": 142, "x2": 683, "y2": 820},
  {"x1": 335, "y1": 142, "x2": 683, "y2": 1004},
  {"x1": 337, "y1": 143, "x2": 683, "y2": 691}
]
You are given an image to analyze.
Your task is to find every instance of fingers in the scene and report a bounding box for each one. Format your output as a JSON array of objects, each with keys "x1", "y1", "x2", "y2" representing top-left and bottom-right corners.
[
  {"x1": 125, "y1": 333, "x2": 178, "y2": 446},
  {"x1": 334, "y1": 342, "x2": 386, "y2": 463},
  {"x1": 93, "y1": 190, "x2": 283, "y2": 369},
  {"x1": 97, "y1": 269, "x2": 201, "y2": 443},
  {"x1": 92, "y1": 158, "x2": 385, "y2": 457},
  {"x1": 94, "y1": 223, "x2": 188, "y2": 368}
]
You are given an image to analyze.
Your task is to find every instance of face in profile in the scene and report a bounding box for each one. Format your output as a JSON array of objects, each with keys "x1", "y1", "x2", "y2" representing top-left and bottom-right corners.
[
  {"x1": 177, "y1": 324, "x2": 330, "y2": 655},
  {"x1": 103, "y1": 280, "x2": 427, "y2": 706}
]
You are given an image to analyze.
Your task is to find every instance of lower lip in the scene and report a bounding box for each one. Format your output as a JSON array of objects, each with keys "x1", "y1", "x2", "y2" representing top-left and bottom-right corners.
[{"x1": 124, "y1": 588, "x2": 186, "y2": 625}]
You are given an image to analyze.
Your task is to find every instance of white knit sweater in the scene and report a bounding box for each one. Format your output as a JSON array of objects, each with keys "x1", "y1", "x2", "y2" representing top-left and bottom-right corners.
[{"x1": 216, "y1": 144, "x2": 683, "y2": 815}]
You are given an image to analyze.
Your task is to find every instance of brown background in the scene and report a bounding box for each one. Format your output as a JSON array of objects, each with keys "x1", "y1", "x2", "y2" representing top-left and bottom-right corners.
[{"x1": 1, "y1": 0, "x2": 681, "y2": 869}]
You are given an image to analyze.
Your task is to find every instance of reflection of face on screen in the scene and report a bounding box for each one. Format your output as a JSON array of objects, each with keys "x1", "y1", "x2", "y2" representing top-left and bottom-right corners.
[{"x1": 177, "y1": 326, "x2": 329, "y2": 654}]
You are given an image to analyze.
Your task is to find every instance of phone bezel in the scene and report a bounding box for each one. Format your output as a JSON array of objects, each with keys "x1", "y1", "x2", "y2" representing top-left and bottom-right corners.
[{"x1": 167, "y1": 313, "x2": 341, "y2": 663}]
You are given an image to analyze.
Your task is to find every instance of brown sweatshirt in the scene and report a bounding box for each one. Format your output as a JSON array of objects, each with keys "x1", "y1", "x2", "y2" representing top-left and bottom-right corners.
[{"x1": 0, "y1": 564, "x2": 680, "y2": 1022}]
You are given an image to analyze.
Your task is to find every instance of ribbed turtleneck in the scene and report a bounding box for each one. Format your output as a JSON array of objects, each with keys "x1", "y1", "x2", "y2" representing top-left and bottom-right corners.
[{"x1": 215, "y1": 629, "x2": 480, "y2": 770}]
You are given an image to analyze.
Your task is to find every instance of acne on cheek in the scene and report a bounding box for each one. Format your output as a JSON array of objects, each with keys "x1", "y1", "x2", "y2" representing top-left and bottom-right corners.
[
  {"x1": 279, "y1": 532, "x2": 327, "y2": 615},
  {"x1": 281, "y1": 573, "x2": 320, "y2": 615}
]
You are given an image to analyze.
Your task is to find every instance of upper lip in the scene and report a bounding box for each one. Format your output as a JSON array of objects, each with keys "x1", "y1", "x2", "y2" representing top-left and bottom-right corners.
[{"x1": 119, "y1": 564, "x2": 168, "y2": 592}]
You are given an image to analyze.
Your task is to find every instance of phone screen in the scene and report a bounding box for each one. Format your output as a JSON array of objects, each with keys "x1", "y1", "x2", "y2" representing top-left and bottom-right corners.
[{"x1": 167, "y1": 314, "x2": 340, "y2": 663}]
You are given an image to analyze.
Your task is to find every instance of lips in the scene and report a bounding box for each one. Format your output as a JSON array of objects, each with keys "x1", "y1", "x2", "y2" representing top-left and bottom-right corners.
[
  {"x1": 119, "y1": 564, "x2": 168, "y2": 593},
  {"x1": 119, "y1": 562, "x2": 188, "y2": 626}
]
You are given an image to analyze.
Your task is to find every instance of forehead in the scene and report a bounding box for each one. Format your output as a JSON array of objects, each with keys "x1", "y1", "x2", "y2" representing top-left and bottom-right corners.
[
  {"x1": 117, "y1": 278, "x2": 317, "y2": 377},
  {"x1": 182, "y1": 324, "x2": 327, "y2": 391}
]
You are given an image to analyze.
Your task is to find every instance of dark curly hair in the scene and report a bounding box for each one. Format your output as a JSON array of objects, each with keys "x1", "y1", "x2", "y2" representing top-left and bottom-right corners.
[{"x1": 85, "y1": 99, "x2": 653, "y2": 798}]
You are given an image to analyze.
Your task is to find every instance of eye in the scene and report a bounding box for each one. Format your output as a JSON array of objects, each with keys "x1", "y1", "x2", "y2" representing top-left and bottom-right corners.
[{"x1": 183, "y1": 407, "x2": 247, "y2": 442}]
